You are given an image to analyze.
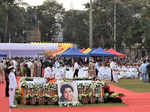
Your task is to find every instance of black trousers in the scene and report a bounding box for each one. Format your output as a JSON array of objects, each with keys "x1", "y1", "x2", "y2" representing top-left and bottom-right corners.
[
  {"x1": 73, "y1": 69, "x2": 79, "y2": 78},
  {"x1": 148, "y1": 73, "x2": 150, "y2": 83},
  {"x1": 111, "y1": 69, "x2": 114, "y2": 81},
  {"x1": 96, "y1": 69, "x2": 98, "y2": 76},
  {"x1": 5, "y1": 80, "x2": 9, "y2": 97}
]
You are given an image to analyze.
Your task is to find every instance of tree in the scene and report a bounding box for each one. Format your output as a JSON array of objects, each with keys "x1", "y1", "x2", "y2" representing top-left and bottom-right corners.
[
  {"x1": 36, "y1": 0, "x2": 65, "y2": 42},
  {"x1": 83, "y1": 0, "x2": 150, "y2": 50},
  {"x1": 0, "y1": 0, "x2": 28, "y2": 42},
  {"x1": 63, "y1": 10, "x2": 89, "y2": 48}
]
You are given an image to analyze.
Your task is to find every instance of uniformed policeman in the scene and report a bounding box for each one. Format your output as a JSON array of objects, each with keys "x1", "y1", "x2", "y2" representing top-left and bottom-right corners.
[{"x1": 8, "y1": 66, "x2": 17, "y2": 108}]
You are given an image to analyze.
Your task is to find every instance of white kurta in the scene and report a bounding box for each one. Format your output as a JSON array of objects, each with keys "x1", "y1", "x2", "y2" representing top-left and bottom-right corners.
[
  {"x1": 98, "y1": 66, "x2": 105, "y2": 80},
  {"x1": 44, "y1": 67, "x2": 54, "y2": 78},
  {"x1": 112, "y1": 71, "x2": 119, "y2": 83},
  {"x1": 65, "y1": 67, "x2": 74, "y2": 79}
]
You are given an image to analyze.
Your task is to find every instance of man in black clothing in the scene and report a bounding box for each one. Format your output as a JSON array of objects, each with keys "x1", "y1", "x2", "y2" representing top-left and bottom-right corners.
[
  {"x1": 146, "y1": 60, "x2": 150, "y2": 83},
  {"x1": 5, "y1": 66, "x2": 9, "y2": 97}
]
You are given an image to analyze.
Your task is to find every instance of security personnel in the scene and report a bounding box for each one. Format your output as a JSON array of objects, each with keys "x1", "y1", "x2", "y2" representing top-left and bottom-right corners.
[{"x1": 8, "y1": 66, "x2": 17, "y2": 108}]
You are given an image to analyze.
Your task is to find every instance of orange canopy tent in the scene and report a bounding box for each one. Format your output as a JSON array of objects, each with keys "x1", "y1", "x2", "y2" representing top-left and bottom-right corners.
[
  {"x1": 50, "y1": 48, "x2": 68, "y2": 57},
  {"x1": 107, "y1": 48, "x2": 127, "y2": 58}
]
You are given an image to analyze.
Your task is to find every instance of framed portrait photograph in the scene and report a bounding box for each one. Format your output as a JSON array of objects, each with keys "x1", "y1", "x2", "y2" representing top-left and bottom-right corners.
[{"x1": 58, "y1": 81, "x2": 78, "y2": 103}]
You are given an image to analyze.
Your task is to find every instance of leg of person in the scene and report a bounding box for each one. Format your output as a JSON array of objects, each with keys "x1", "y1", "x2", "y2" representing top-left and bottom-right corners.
[
  {"x1": 96, "y1": 69, "x2": 98, "y2": 76},
  {"x1": 144, "y1": 73, "x2": 147, "y2": 82},
  {"x1": 9, "y1": 89, "x2": 13, "y2": 107},
  {"x1": 5, "y1": 82, "x2": 9, "y2": 97},
  {"x1": 73, "y1": 69, "x2": 78, "y2": 78},
  {"x1": 9, "y1": 88, "x2": 16, "y2": 107},
  {"x1": 142, "y1": 73, "x2": 145, "y2": 82},
  {"x1": 73, "y1": 70, "x2": 76, "y2": 78},
  {"x1": 12, "y1": 88, "x2": 16, "y2": 107},
  {"x1": 76, "y1": 69, "x2": 79, "y2": 78},
  {"x1": 148, "y1": 73, "x2": 150, "y2": 83}
]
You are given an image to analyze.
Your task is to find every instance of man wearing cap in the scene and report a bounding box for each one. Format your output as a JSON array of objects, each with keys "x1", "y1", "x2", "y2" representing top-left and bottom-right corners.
[{"x1": 8, "y1": 66, "x2": 17, "y2": 108}]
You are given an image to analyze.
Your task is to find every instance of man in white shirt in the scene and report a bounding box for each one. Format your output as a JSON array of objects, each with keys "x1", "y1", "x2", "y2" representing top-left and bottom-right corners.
[
  {"x1": 8, "y1": 66, "x2": 17, "y2": 108},
  {"x1": 12, "y1": 59, "x2": 18, "y2": 71},
  {"x1": 110, "y1": 60, "x2": 117, "y2": 70},
  {"x1": 44, "y1": 64, "x2": 55, "y2": 83},
  {"x1": 73, "y1": 61, "x2": 79, "y2": 78}
]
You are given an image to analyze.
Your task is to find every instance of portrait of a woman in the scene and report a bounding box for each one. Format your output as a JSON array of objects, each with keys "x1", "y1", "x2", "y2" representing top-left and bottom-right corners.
[{"x1": 59, "y1": 84, "x2": 74, "y2": 102}]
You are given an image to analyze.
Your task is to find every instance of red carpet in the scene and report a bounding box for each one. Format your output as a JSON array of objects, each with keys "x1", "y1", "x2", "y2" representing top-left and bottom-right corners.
[{"x1": 1, "y1": 77, "x2": 150, "y2": 112}]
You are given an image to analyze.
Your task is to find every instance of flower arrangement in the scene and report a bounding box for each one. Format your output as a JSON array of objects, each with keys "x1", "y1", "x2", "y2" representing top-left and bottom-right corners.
[
  {"x1": 15, "y1": 89, "x2": 22, "y2": 104},
  {"x1": 43, "y1": 93, "x2": 50, "y2": 105},
  {"x1": 32, "y1": 94, "x2": 40, "y2": 105},
  {"x1": 25, "y1": 94, "x2": 33, "y2": 105},
  {"x1": 20, "y1": 77, "x2": 125, "y2": 106},
  {"x1": 103, "y1": 85, "x2": 125, "y2": 103},
  {"x1": 78, "y1": 94, "x2": 89, "y2": 104}
]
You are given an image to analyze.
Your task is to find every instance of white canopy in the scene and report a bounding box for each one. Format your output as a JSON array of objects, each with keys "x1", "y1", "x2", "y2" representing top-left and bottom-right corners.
[
  {"x1": 0, "y1": 43, "x2": 58, "y2": 57},
  {"x1": 0, "y1": 43, "x2": 58, "y2": 50}
]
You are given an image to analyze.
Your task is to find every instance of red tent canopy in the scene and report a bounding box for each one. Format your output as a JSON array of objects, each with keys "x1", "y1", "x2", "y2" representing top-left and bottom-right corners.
[
  {"x1": 107, "y1": 48, "x2": 127, "y2": 58},
  {"x1": 80, "y1": 48, "x2": 86, "y2": 52}
]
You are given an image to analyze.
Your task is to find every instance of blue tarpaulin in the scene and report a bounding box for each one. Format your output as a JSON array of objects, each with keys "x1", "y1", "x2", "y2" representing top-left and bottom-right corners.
[
  {"x1": 57, "y1": 48, "x2": 86, "y2": 57},
  {"x1": 89, "y1": 47, "x2": 116, "y2": 57},
  {"x1": 0, "y1": 53, "x2": 7, "y2": 57}
]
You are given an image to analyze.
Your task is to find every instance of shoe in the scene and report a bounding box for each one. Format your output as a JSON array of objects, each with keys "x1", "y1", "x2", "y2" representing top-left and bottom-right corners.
[{"x1": 10, "y1": 105, "x2": 16, "y2": 108}]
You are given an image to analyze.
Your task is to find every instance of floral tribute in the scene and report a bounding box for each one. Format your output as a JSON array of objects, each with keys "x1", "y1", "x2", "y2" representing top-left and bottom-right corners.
[{"x1": 16, "y1": 77, "x2": 124, "y2": 107}]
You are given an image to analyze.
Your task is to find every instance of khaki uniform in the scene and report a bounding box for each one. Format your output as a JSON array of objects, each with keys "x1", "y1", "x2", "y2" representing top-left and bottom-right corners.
[{"x1": 88, "y1": 62, "x2": 96, "y2": 78}]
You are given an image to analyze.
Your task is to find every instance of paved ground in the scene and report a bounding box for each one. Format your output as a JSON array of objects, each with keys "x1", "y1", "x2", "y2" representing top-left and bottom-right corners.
[{"x1": 0, "y1": 77, "x2": 150, "y2": 112}]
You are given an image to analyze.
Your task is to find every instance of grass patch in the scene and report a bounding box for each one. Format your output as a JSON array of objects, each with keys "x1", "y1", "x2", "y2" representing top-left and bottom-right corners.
[
  {"x1": 81, "y1": 103, "x2": 126, "y2": 107},
  {"x1": 16, "y1": 103, "x2": 126, "y2": 108},
  {"x1": 112, "y1": 79, "x2": 150, "y2": 92},
  {"x1": 15, "y1": 104, "x2": 58, "y2": 108}
]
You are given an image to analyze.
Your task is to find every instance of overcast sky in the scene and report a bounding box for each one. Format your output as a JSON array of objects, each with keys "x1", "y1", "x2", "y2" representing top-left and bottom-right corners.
[{"x1": 23, "y1": 0, "x2": 89, "y2": 10}]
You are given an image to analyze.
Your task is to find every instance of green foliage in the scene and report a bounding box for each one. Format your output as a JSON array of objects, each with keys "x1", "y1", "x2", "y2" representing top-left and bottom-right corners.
[
  {"x1": 36, "y1": 0, "x2": 65, "y2": 42},
  {"x1": 15, "y1": 88, "x2": 22, "y2": 104},
  {"x1": 0, "y1": 0, "x2": 64, "y2": 43},
  {"x1": 1, "y1": 0, "x2": 150, "y2": 50},
  {"x1": 63, "y1": 0, "x2": 150, "y2": 49},
  {"x1": 63, "y1": 10, "x2": 89, "y2": 48}
]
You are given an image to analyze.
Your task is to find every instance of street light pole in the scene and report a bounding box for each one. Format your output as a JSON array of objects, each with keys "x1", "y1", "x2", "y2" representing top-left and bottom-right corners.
[
  {"x1": 89, "y1": 0, "x2": 93, "y2": 48},
  {"x1": 114, "y1": 0, "x2": 117, "y2": 50}
]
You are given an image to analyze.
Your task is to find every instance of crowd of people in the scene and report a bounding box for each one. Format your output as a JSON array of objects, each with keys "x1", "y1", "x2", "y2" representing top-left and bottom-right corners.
[{"x1": 0, "y1": 56, "x2": 150, "y2": 107}]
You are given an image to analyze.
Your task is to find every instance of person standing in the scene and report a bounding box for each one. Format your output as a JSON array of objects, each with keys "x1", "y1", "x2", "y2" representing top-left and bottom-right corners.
[
  {"x1": 88, "y1": 58, "x2": 96, "y2": 79},
  {"x1": 0, "y1": 61, "x2": 5, "y2": 83},
  {"x1": 110, "y1": 59, "x2": 117, "y2": 82},
  {"x1": 139, "y1": 60, "x2": 147, "y2": 82},
  {"x1": 23, "y1": 64, "x2": 31, "y2": 77},
  {"x1": 44, "y1": 64, "x2": 54, "y2": 83},
  {"x1": 5, "y1": 61, "x2": 11, "y2": 97},
  {"x1": 73, "y1": 61, "x2": 79, "y2": 78},
  {"x1": 8, "y1": 66, "x2": 17, "y2": 108},
  {"x1": 36, "y1": 59, "x2": 42, "y2": 77}
]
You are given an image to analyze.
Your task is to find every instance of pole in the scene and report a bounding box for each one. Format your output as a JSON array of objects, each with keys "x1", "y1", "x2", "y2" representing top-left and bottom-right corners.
[
  {"x1": 9, "y1": 33, "x2": 11, "y2": 58},
  {"x1": 114, "y1": 0, "x2": 117, "y2": 50},
  {"x1": 89, "y1": 0, "x2": 93, "y2": 48}
]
